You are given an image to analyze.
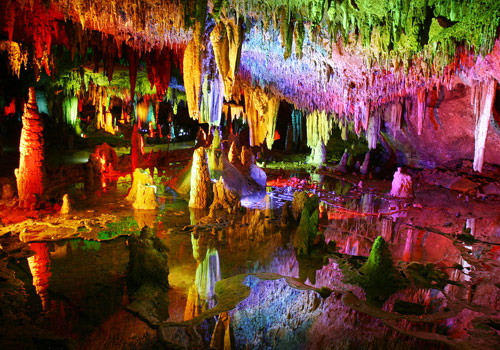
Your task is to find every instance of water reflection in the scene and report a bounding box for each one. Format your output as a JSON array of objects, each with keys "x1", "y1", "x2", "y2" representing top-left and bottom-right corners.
[{"x1": 6, "y1": 172, "x2": 500, "y2": 349}]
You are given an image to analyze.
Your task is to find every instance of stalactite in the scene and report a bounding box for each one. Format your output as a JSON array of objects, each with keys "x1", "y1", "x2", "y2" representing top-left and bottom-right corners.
[
  {"x1": 15, "y1": 87, "x2": 45, "y2": 208},
  {"x1": 291, "y1": 109, "x2": 303, "y2": 147},
  {"x1": 417, "y1": 88, "x2": 426, "y2": 135},
  {"x1": 367, "y1": 109, "x2": 380, "y2": 150},
  {"x1": 127, "y1": 45, "x2": 140, "y2": 99},
  {"x1": 210, "y1": 18, "x2": 244, "y2": 101},
  {"x1": 183, "y1": 23, "x2": 203, "y2": 120},
  {"x1": 473, "y1": 78, "x2": 496, "y2": 173},
  {"x1": 62, "y1": 96, "x2": 79, "y2": 133},
  {"x1": 244, "y1": 86, "x2": 280, "y2": 148},
  {"x1": 390, "y1": 100, "x2": 403, "y2": 136},
  {"x1": 306, "y1": 110, "x2": 333, "y2": 150},
  {"x1": 0, "y1": 41, "x2": 29, "y2": 77},
  {"x1": 146, "y1": 46, "x2": 172, "y2": 98},
  {"x1": 199, "y1": 73, "x2": 224, "y2": 125}
]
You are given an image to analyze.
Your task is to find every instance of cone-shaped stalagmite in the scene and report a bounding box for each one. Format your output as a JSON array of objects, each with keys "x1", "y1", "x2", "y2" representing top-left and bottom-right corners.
[
  {"x1": 15, "y1": 87, "x2": 45, "y2": 208},
  {"x1": 189, "y1": 147, "x2": 213, "y2": 208}
]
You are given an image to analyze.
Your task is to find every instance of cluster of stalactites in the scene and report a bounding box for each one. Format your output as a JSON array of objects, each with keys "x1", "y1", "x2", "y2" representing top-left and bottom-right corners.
[
  {"x1": 243, "y1": 85, "x2": 280, "y2": 149},
  {"x1": 210, "y1": 16, "x2": 245, "y2": 101},
  {"x1": 183, "y1": 23, "x2": 203, "y2": 120},
  {"x1": 199, "y1": 73, "x2": 224, "y2": 126},
  {"x1": 471, "y1": 78, "x2": 497, "y2": 173},
  {"x1": 3, "y1": 0, "x2": 189, "y2": 51},
  {"x1": 0, "y1": 41, "x2": 28, "y2": 77}
]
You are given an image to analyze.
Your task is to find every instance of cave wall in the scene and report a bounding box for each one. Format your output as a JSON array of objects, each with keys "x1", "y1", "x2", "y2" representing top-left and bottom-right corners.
[{"x1": 384, "y1": 76, "x2": 500, "y2": 168}]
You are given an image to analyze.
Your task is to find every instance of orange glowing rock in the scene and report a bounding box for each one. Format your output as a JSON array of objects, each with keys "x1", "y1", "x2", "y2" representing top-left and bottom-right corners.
[
  {"x1": 210, "y1": 17, "x2": 244, "y2": 101},
  {"x1": 189, "y1": 147, "x2": 213, "y2": 209},
  {"x1": 27, "y1": 242, "x2": 51, "y2": 310},
  {"x1": 15, "y1": 87, "x2": 45, "y2": 208},
  {"x1": 183, "y1": 23, "x2": 203, "y2": 120}
]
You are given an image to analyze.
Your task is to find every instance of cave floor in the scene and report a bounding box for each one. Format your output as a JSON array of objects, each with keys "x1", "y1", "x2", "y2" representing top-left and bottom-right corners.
[{"x1": 1, "y1": 167, "x2": 500, "y2": 350}]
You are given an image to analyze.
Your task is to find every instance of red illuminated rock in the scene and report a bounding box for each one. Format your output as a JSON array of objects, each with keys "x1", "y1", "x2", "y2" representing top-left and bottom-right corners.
[{"x1": 15, "y1": 87, "x2": 45, "y2": 208}]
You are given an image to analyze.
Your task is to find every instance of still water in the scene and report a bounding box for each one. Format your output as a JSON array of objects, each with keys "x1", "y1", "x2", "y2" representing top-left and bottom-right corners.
[{"x1": 3, "y1": 173, "x2": 500, "y2": 349}]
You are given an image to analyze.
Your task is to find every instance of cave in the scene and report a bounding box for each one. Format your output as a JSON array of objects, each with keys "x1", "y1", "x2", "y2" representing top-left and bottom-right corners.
[{"x1": 1, "y1": 1, "x2": 500, "y2": 349}]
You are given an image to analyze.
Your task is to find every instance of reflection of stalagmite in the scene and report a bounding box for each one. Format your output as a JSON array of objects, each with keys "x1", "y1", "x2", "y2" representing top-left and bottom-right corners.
[
  {"x1": 15, "y1": 87, "x2": 45, "y2": 208},
  {"x1": 189, "y1": 147, "x2": 213, "y2": 208},
  {"x1": 195, "y1": 247, "x2": 221, "y2": 309},
  {"x1": 210, "y1": 312, "x2": 231, "y2": 350},
  {"x1": 27, "y1": 242, "x2": 51, "y2": 310},
  {"x1": 183, "y1": 284, "x2": 201, "y2": 321}
]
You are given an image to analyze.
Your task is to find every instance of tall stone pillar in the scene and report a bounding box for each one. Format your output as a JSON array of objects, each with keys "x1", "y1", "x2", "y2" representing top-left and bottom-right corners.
[{"x1": 15, "y1": 87, "x2": 45, "y2": 208}]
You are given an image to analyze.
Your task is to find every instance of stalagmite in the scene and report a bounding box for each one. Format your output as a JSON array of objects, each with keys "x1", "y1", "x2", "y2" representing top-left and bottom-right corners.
[
  {"x1": 473, "y1": 78, "x2": 496, "y2": 173},
  {"x1": 389, "y1": 167, "x2": 414, "y2": 198},
  {"x1": 15, "y1": 87, "x2": 45, "y2": 208},
  {"x1": 126, "y1": 168, "x2": 158, "y2": 210},
  {"x1": 334, "y1": 149, "x2": 349, "y2": 173},
  {"x1": 60, "y1": 194, "x2": 71, "y2": 214},
  {"x1": 228, "y1": 141, "x2": 240, "y2": 166},
  {"x1": 211, "y1": 176, "x2": 241, "y2": 210},
  {"x1": 189, "y1": 147, "x2": 213, "y2": 208},
  {"x1": 360, "y1": 151, "x2": 370, "y2": 175}
]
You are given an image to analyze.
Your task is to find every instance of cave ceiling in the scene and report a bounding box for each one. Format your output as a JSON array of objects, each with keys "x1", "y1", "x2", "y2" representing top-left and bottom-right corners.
[{"x1": 1, "y1": 0, "x2": 500, "y2": 118}]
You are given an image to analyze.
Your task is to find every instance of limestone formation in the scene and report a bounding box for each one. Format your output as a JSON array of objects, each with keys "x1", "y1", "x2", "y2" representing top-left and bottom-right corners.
[
  {"x1": 334, "y1": 149, "x2": 349, "y2": 173},
  {"x1": 228, "y1": 141, "x2": 240, "y2": 167},
  {"x1": 389, "y1": 167, "x2": 414, "y2": 198},
  {"x1": 60, "y1": 194, "x2": 71, "y2": 214},
  {"x1": 1, "y1": 184, "x2": 15, "y2": 201},
  {"x1": 241, "y1": 146, "x2": 255, "y2": 171},
  {"x1": 126, "y1": 168, "x2": 158, "y2": 210},
  {"x1": 15, "y1": 87, "x2": 44, "y2": 208},
  {"x1": 211, "y1": 176, "x2": 241, "y2": 209},
  {"x1": 360, "y1": 151, "x2": 370, "y2": 175},
  {"x1": 189, "y1": 147, "x2": 213, "y2": 209}
]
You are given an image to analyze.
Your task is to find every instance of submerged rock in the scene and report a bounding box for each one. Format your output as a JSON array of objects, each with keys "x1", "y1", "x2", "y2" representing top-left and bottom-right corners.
[
  {"x1": 292, "y1": 194, "x2": 320, "y2": 255},
  {"x1": 127, "y1": 226, "x2": 169, "y2": 324}
]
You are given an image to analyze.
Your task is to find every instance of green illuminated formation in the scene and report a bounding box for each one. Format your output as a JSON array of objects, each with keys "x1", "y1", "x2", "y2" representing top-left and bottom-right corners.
[{"x1": 352, "y1": 236, "x2": 404, "y2": 306}]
